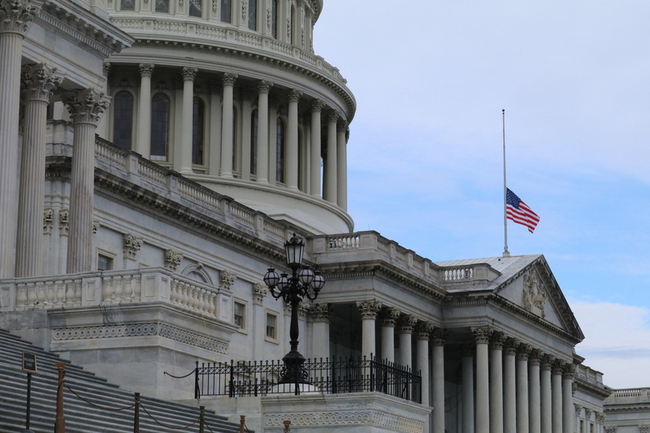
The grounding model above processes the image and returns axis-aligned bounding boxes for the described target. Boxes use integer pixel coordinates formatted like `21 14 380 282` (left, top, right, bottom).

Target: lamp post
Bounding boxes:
263 233 325 391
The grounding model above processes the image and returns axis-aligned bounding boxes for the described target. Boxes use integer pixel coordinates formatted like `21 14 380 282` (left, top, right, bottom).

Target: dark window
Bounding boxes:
221 0 231 22
189 0 201 16
192 97 205 165
271 0 277 38
155 0 169 13
113 91 133 150
98 254 114 271
151 93 170 161
250 109 258 175
290 5 295 43
276 117 284 183
121 0 135 10
248 0 257 30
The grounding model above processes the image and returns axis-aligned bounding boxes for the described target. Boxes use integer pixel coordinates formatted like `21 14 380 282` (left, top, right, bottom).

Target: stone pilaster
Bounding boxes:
16 63 62 277
310 303 331 361
61 88 110 273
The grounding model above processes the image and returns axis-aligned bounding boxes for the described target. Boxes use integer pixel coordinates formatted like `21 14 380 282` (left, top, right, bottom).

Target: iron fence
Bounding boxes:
194 356 421 403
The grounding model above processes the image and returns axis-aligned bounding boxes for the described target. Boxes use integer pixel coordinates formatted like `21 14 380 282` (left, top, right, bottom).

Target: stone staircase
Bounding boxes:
0 328 243 433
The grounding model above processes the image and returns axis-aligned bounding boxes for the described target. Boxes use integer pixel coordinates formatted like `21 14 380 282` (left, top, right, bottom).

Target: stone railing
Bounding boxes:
606 388 650 404
0 267 232 322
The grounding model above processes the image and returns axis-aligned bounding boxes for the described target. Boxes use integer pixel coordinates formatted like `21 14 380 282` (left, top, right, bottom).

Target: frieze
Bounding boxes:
265 410 423 433
523 270 547 318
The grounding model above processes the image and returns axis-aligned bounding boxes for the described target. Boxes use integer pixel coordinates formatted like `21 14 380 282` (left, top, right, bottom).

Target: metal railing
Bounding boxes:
194 356 421 403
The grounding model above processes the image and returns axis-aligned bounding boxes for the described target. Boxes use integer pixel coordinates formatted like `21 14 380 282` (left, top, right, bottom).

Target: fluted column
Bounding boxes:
541 355 554 433
136 63 154 157
416 321 433 432
432 328 447 433
462 346 475 433
356 299 382 359
286 89 301 189
310 100 323 197
336 120 347 210
310 303 331 361
324 111 338 204
256 80 272 182
530 350 542 433
381 307 400 363
563 364 575 433
61 89 110 273
473 326 492 433
517 344 532 433
399 314 417 369
0 0 38 278
504 338 519 433
179 67 197 173
16 64 62 277
208 80 222 175
490 332 507 433
552 361 564 433
220 73 237 177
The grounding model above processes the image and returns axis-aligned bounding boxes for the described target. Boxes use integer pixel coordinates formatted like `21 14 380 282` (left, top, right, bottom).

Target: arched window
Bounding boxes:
276 117 284 183
151 93 170 161
248 0 257 31
250 109 258 176
192 97 205 165
220 0 231 22
189 0 201 16
113 91 133 150
271 0 278 38
120 0 135 10
155 0 169 12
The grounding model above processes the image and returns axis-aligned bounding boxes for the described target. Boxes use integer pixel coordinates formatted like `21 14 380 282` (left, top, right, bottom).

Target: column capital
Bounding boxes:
552 359 566 375
21 63 62 102
123 233 143 259
0 0 39 34
595 412 605 424
416 321 435 340
356 299 382 320
103 62 111 77
516 342 533 360
222 72 238 86
288 89 302 102
563 363 576 379
504 337 520 355
529 348 543 365
574 403 582 417
381 306 401 327
311 99 325 113
584 408 592 418
490 331 508 349
139 63 155 77
327 110 339 123
309 303 332 323
182 67 198 81
337 119 348 132
252 282 268 304
605 428 617 433
541 354 555 370
471 325 493 344
164 249 183 271
432 327 448 346
398 314 418 334
219 270 237 291
258 80 274 94
61 88 110 125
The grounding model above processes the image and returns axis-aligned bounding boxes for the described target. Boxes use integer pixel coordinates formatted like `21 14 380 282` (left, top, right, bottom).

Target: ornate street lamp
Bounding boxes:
263 233 325 390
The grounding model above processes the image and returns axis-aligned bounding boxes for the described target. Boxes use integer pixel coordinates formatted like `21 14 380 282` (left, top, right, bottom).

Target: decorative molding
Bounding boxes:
265 410 423 433
59 209 69 236
123 233 143 259
523 270 547 318
575 403 583 417
164 249 183 271
92 220 100 234
43 208 54 235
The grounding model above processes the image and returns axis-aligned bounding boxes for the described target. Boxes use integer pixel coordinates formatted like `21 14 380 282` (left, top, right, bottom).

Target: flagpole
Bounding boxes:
502 109 510 257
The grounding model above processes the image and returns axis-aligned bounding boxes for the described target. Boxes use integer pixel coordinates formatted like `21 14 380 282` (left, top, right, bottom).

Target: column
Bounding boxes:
16 64 62 277
517 344 532 433
416 321 434 432
0 0 38 278
251 283 267 360
472 326 492 433
286 89 301 189
563 364 575 433
490 332 507 433
310 303 330 361
220 72 237 177
324 111 338 204
356 299 382 359
432 328 447 433
381 306 400 363
97 63 111 139
240 88 253 180
136 63 154 157
530 350 542 433
462 346 475 433
504 338 519 433
399 314 417 369
178 67 197 173
552 361 564 433
541 355 554 433
336 120 348 210
61 89 111 273
256 80 272 182
310 100 323 197
208 80 222 175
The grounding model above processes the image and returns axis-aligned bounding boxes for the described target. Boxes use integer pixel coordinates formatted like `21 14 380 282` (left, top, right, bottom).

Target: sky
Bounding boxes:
313 0 650 389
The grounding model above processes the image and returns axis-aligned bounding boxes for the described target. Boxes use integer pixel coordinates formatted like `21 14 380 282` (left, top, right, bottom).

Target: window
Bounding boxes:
290 5 295 43
234 301 246 331
275 117 284 183
113 91 134 150
155 0 169 13
266 312 277 341
220 0 231 22
192 97 205 165
271 0 277 38
98 254 114 271
151 93 170 161
121 0 135 10
250 109 258 176
248 0 257 30
189 0 201 17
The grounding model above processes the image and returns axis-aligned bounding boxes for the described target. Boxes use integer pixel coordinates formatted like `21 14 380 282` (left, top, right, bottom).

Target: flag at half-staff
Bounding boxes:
506 188 540 233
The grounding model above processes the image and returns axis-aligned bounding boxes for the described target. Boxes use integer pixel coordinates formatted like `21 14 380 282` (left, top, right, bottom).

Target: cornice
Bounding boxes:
575 378 614 399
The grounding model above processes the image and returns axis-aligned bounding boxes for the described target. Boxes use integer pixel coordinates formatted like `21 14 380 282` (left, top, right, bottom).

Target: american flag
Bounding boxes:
506 188 540 233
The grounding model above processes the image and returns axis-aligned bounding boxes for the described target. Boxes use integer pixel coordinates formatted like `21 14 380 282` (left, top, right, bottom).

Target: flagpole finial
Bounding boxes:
503 249 510 258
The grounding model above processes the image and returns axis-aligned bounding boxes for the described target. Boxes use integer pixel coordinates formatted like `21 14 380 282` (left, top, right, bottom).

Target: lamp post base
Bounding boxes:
281 350 309 389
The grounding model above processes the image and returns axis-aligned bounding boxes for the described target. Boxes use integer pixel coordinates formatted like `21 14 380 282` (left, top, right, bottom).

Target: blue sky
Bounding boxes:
314 1 650 388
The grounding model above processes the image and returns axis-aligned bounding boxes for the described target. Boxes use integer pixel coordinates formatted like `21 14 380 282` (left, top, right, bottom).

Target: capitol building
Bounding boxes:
0 0 648 432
